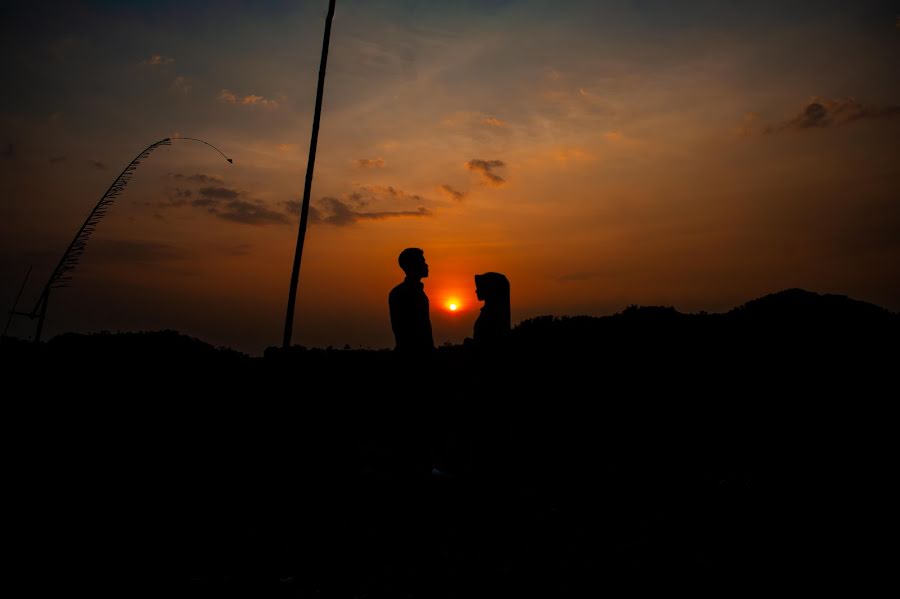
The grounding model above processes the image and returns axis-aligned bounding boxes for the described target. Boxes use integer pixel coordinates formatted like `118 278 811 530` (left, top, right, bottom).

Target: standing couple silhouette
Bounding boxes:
389 247 510 353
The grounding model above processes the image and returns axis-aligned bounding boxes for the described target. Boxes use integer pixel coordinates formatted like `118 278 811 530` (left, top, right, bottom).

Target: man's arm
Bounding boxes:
389 287 409 345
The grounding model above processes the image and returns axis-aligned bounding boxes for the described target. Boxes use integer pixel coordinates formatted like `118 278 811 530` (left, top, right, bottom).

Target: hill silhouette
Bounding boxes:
5 287 895 361
3 288 895 595
513 287 895 345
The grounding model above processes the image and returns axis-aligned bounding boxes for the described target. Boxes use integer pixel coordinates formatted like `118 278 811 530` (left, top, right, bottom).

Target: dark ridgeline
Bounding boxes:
3 288 896 595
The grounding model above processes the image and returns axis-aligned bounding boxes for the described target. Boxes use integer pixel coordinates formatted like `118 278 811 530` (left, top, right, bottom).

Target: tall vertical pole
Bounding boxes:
283 0 337 349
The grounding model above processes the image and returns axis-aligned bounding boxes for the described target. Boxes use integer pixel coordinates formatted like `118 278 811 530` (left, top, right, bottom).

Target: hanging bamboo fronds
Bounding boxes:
21 136 232 342
35 138 173 310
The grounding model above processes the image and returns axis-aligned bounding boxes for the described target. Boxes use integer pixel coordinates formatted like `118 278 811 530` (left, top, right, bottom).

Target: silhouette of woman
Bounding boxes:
473 272 511 347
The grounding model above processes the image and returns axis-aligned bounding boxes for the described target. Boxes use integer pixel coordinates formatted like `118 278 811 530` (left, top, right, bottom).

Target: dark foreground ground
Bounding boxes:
3 289 897 596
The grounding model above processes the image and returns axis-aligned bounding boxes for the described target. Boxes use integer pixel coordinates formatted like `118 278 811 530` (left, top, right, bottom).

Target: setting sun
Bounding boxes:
449 303 458 311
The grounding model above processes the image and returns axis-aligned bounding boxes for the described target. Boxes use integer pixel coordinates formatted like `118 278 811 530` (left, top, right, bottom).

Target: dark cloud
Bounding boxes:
160 180 429 228
312 197 431 227
355 185 425 203
766 98 900 133
465 159 506 186
172 172 224 185
159 188 192 207
49 156 66 163
90 160 106 170
157 179 287 226
216 200 289 225
347 192 369 207
191 198 218 208
439 184 468 202
1 144 14 160
87 239 184 264
198 186 241 200
355 157 385 169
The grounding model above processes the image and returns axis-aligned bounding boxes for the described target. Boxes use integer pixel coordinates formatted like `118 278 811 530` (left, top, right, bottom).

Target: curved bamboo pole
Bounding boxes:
26 137 232 342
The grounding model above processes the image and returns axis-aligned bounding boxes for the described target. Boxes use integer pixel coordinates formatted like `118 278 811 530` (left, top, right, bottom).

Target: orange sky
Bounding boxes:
1 1 898 353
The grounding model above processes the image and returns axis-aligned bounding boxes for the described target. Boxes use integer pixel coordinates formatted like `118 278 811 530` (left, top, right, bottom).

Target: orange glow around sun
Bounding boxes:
446 300 461 312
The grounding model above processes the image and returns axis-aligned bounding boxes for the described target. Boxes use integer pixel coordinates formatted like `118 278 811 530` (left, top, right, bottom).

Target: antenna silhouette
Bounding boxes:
283 0 337 348
8 137 232 343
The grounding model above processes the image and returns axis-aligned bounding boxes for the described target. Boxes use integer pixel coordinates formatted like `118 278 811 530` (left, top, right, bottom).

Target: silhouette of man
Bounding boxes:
389 247 435 354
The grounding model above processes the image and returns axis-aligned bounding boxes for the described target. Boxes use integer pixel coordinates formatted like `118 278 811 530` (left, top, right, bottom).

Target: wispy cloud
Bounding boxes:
554 147 593 162
89 160 106 170
161 187 193 207
225 243 253 256
49 155 66 163
197 186 240 201
465 159 506 186
216 200 289 225
766 98 900 133
355 184 426 203
439 184 468 202
217 89 279 109
172 172 224 185
442 112 509 130
735 113 762 137
141 54 174 66
308 197 431 226
171 76 191 94
558 271 601 282
355 157 386 169
88 239 184 264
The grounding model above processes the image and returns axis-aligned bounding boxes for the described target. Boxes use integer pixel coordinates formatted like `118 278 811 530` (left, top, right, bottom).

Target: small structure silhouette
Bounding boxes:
389 248 434 354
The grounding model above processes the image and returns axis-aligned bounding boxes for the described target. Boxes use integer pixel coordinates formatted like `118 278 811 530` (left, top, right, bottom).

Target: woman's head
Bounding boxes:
473 272 511 342
475 272 510 303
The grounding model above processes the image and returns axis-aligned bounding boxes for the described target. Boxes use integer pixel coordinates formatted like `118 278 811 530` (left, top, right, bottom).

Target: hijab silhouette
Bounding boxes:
473 272 510 346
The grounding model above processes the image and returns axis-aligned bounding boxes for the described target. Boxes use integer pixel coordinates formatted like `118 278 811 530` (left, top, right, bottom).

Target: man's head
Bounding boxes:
398 247 428 280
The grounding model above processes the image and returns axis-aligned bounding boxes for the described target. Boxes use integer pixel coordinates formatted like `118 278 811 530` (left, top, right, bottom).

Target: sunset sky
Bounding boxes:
2 0 898 353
